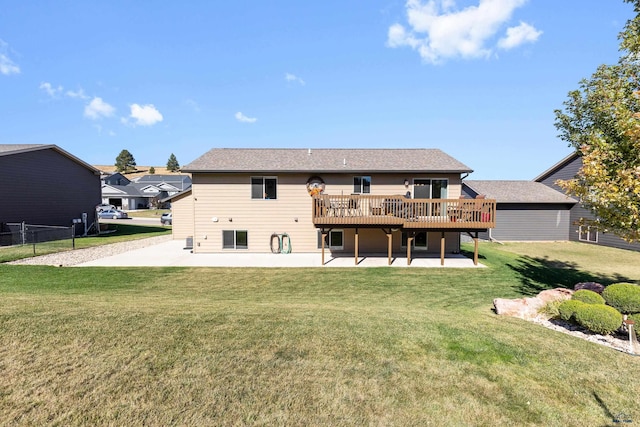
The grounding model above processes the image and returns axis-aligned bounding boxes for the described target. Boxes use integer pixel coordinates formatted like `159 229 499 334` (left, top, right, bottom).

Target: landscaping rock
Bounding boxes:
537 288 574 304
574 282 605 294
494 288 573 320
493 297 545 320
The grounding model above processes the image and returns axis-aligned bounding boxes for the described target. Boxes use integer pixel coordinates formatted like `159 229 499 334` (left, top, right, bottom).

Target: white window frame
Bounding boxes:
251 176 278 200
412 178 448 199
353 176 371 194
578 225 598 243
222 230 248 250
317 229 344 250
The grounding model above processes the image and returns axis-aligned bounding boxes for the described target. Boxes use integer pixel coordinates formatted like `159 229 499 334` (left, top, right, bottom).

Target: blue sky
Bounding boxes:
0 0 634 179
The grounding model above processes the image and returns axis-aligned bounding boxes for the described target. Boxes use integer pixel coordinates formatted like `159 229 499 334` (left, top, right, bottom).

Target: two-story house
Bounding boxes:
177 148 495 265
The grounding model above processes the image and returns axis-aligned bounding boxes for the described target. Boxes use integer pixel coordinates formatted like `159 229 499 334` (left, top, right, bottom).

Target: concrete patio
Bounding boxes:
78 239 485 268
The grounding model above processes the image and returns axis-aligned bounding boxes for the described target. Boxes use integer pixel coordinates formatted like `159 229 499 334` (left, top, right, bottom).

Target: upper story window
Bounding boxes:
353 176 371 194
251 177 277 200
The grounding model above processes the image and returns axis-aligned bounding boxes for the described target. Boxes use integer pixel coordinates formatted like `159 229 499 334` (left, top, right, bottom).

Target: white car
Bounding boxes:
160 212 172 225
96 203 116 212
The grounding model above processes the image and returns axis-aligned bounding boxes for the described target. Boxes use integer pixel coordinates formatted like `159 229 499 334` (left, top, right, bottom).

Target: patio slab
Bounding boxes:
77 240 485 268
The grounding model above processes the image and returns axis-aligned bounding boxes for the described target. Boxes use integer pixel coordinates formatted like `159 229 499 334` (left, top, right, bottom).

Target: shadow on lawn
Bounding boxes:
507 255 635 297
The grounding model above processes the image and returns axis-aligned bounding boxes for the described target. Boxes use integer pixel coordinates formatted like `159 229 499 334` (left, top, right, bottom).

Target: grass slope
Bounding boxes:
0 224 171 263
0 242 638 425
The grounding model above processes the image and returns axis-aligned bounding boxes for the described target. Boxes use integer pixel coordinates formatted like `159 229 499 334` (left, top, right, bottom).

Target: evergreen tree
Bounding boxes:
166 153 180 172
149 166 156 174
114 149 137 173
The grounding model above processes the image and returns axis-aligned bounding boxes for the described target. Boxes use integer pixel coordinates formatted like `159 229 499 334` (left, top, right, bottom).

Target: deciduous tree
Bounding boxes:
554 0 640 241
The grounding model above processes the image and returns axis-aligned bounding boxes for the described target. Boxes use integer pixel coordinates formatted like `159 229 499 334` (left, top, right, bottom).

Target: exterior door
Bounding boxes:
413 179 431 199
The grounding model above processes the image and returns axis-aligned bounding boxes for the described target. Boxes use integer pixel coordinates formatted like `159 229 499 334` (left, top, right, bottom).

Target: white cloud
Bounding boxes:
497 21 542 50
84 97 115 120
387 0 540 63
285 73 305 85
235 111 257 123
0 39 20 75
127 103 163 126
39 82 63 98
66 88 89 100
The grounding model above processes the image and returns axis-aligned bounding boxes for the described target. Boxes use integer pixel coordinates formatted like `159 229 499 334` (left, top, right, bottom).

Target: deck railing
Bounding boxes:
312 195 495 229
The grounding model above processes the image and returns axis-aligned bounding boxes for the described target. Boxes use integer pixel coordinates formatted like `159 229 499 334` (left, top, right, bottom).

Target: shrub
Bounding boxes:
558 300 586 322
629 313 640 339
539 300 562 318
572 289 606 305
602 282 640 314
574 304 623 335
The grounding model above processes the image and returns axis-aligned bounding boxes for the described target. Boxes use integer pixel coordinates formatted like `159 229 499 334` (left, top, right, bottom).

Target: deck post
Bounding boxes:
407 235 413 265
440 231 445 266
473 233 479 266
355 228 359 266
321 231 327 265
387 232 392 265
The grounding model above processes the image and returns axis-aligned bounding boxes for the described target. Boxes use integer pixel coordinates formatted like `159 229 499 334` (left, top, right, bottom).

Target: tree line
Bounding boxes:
115 150 180 174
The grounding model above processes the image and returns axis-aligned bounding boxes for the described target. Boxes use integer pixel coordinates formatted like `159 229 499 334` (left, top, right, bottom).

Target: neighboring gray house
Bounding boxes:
462 180 576 242
0 144 101 232
535 152 640 252
101 174 191 209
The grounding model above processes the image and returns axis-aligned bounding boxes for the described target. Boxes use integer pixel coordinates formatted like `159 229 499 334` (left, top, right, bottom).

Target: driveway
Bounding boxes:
77 239 485 268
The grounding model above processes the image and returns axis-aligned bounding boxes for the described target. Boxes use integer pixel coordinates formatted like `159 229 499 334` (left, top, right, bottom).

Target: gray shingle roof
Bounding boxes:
182 148 473 173
463 180 577 204
0 144 100 174
0 144 50 155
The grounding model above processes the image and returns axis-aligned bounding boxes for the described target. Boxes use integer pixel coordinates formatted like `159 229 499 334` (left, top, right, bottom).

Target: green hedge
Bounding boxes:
558 300 586 322
629 313 640 339
602 283 640 314
574 304 623 335
572 289 605 305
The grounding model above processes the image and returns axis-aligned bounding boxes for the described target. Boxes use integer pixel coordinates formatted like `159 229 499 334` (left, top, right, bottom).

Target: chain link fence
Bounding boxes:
0 222 76 256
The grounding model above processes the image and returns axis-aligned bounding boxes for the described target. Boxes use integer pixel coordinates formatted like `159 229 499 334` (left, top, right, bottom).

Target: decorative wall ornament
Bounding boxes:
306 176 325 196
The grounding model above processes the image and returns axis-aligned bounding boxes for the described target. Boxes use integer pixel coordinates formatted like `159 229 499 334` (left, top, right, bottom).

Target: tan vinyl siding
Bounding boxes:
191 172 462 253
170 191 194 240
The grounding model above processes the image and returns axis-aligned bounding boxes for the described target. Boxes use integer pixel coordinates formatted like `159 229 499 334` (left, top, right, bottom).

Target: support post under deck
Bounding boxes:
354 228 359 266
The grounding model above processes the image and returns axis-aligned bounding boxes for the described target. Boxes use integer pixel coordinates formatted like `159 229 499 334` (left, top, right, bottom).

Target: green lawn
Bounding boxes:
0 241 639 425
125 208 170 218
0 224 171 263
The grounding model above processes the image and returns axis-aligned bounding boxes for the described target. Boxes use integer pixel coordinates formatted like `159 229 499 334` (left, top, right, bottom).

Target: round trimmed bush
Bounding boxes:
629 313 640 339
558 299 586 322
574 304 623 335
572 289 605 305
602 282 640 314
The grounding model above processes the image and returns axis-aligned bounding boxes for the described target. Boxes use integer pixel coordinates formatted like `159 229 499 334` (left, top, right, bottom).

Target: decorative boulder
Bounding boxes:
493 297 545 320
494 288 574 320
537 288 574 304
574 282 605 294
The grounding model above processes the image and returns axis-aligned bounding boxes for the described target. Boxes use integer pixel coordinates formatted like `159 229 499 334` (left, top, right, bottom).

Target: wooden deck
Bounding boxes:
312 195 495 230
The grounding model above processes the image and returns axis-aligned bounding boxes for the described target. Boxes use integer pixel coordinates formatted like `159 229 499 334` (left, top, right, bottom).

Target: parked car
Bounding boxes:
98 209 129 220
96 203 116 212
160 212 172 225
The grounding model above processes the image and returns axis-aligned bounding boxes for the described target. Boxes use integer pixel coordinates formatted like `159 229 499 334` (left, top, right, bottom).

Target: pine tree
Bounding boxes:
166 153 180 172
114 149 137 173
